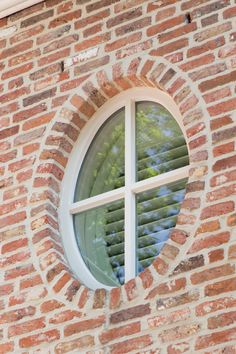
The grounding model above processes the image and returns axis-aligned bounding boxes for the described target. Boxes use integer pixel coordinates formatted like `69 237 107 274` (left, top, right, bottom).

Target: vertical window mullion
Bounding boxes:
124 99 136 282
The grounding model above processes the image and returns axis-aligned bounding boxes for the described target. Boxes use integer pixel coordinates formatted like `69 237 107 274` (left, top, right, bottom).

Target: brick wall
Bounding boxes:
0 0 236 352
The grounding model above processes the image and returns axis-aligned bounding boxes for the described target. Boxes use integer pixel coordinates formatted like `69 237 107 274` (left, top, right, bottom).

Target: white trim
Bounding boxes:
124 99 136 282
0 0 43 19
70 187 125 214
131 165 190 195
59 87 189 290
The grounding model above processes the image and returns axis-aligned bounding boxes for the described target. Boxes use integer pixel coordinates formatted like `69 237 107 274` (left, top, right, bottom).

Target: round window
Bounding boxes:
60 88 189 290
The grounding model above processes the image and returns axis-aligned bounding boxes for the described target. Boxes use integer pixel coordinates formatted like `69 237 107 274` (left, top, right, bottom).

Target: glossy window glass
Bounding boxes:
74 199 125 287
74 108 125 202
136 178 188 273
136 102 189 181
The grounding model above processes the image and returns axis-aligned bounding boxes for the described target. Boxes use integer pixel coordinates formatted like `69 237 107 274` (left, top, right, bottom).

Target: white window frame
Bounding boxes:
59 87 189 290
0 0 43 19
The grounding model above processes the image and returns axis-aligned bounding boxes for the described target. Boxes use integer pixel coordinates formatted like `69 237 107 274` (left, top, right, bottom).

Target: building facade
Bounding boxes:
0 0 236 352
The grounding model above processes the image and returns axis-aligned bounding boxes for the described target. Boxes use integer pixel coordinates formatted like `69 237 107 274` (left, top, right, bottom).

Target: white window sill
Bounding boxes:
0 0 43 19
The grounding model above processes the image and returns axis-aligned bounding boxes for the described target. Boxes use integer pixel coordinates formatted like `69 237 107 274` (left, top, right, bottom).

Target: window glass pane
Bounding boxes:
74 199 125 287
136 178 188 274
74 108 125 202
136 102 189 182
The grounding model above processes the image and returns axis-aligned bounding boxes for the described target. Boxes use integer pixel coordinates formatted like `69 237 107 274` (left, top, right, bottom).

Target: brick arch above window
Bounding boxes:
29 54 210 310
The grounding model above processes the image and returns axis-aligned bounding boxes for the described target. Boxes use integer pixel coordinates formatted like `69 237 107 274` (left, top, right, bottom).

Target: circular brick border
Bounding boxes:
29 54 210 310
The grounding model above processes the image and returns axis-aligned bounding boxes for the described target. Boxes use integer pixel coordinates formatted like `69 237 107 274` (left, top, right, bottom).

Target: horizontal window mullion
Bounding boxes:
131 165 190 195
70 187 125 214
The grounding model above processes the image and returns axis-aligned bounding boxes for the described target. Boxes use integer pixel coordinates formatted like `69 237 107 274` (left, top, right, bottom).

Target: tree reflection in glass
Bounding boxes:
136 179 187 273
74 108 125 202
136 102 189 182
74 199 125 287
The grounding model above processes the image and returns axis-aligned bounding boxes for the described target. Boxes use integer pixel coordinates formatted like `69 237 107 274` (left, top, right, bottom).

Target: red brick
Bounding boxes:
8 317 46 337
110 335 153 354
55 336 94 354
108 7 142 29
180 53 215 72
190 232 230 253
156 290 200 310
195 327 236 350
207 184 236 202
150 38 189 56
0 40 33 59
64 316 105 336
0 87 30 105
194 22 232 43
187 36 225 58
229 244 236 259
20 274 43 290
49 309 81 324
1 63 33 80
159 324 200 343
0 211 26 229
200 70 236 93
115 17 151 36
2 238 28 254
110 304 150 324
191 264 235 285
223 6 236 19
200 202 234 220
205 87 232 105
159 22 197 44
0 342 14 353
213 155 236 172
228 214 236 227
5 263 35 280
196 297 236 316
147 0 179 12
49 10 81 28
9 49 41 67
205 277 236 296
208 98 236 116
0 251 30 268
0 126 19 140
148 308 190 329
19 329 60 348
208 249 224 263
139 268 153 289
100 322 140 344
0 306 35 324
105 32 142 52
208 311 236 329
146 278 186 300
147 15 183 37
11 24 44 44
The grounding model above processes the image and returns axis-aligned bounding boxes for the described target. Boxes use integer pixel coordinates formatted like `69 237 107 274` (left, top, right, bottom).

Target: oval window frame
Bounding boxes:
59 87 190 290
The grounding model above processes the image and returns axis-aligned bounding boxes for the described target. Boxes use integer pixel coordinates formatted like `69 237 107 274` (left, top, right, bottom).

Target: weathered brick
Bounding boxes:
55 336 94 354
8 317 46 337
23 88 57 107
191 264 235 285
100 322 140 344
0 40 33 59
0 306 35 324
196 297 236 316
64 316 105 336
110 335 153 354
205 277 236 296
110 304 150 324
49 10 81 28
19 329 60 348
156 290 200 310
195 327 236 350
159 323 200 343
